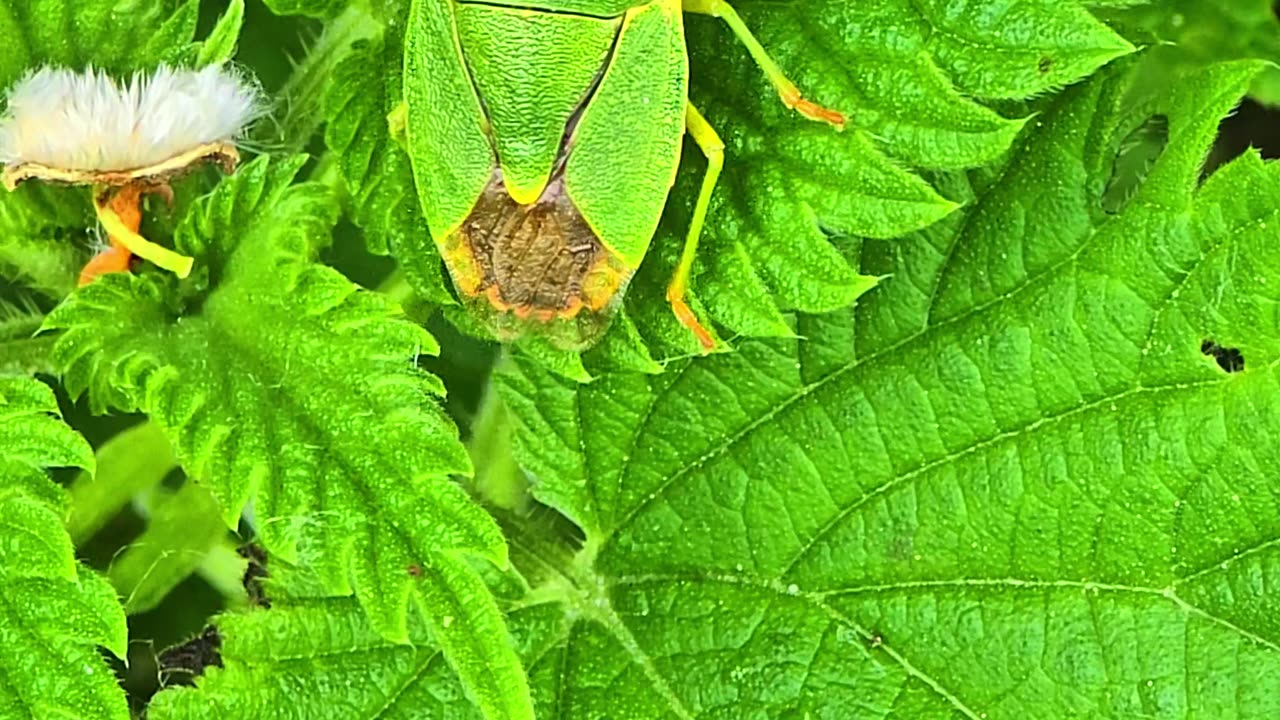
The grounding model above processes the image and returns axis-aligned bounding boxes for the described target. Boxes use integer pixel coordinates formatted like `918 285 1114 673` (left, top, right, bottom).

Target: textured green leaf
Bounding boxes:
0 307 54 375
0 0 197 87
141 0 201 65
0 376 128 720
663 0 1131 349
44 155 532 718
489 60 1280 717
195 0 245 67
267 5 380 154
148 598 559 720
0 183 92 300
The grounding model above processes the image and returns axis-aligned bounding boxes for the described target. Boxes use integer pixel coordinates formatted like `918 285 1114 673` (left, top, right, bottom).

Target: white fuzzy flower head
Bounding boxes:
0 64 261 186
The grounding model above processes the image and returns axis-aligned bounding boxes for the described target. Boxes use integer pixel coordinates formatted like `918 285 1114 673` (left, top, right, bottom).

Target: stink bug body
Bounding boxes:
404 0 843 351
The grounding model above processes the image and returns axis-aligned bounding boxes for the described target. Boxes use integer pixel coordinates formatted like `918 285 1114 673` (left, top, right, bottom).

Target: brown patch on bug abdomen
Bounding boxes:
442 170 631 348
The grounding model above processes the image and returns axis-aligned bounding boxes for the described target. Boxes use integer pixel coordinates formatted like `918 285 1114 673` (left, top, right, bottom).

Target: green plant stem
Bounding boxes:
377 268 413 307
66 421 179 545
377 268 437 326
69 421 249 607
469 373 529 514
109 479 232 615
270 5 380 152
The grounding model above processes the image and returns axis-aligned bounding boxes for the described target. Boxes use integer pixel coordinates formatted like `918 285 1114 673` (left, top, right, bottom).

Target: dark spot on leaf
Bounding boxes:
866 632 885 649
237 542 271 608
407 563 422 577
158 626 222 682
1201 340 1245 373
1037 56 1053 74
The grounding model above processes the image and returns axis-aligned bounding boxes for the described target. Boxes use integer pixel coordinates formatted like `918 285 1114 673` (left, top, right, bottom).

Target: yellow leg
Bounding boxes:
668 103 724 352
683 0 845 130
93 185 194 279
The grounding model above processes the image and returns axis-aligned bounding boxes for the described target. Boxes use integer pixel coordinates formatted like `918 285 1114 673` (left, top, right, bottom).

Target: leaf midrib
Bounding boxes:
601 139 1265 558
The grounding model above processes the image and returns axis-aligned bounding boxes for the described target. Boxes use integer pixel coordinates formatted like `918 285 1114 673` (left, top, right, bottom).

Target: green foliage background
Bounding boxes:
1 0 1280 718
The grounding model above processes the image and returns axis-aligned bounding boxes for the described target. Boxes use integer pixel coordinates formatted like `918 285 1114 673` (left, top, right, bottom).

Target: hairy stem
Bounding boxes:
267 5 381 152
469 376 530 514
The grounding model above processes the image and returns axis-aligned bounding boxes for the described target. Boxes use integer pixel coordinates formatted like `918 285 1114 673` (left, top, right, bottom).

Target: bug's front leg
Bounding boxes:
683 0 845 130
668 103 724 352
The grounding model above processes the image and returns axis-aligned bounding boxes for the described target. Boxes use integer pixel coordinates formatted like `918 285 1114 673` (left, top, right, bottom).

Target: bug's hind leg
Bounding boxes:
82 182 194 286
682 0 845 129
667 103 723 353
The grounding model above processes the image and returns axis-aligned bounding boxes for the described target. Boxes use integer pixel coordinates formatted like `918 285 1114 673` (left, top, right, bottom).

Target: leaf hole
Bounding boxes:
1201 339 1245 373
1102 115 1168 214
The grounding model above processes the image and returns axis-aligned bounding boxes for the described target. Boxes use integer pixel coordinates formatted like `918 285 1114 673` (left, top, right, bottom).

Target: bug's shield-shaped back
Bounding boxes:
443 170 634 351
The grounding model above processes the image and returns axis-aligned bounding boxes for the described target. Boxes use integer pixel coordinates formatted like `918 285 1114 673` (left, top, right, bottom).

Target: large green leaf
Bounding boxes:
108 478 230 615
669 0 1131 349
44 155 532 720
0 377 128 720
485 59 1280 716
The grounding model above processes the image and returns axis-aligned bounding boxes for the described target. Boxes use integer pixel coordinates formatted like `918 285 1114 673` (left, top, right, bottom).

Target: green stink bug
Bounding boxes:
403 0 843 351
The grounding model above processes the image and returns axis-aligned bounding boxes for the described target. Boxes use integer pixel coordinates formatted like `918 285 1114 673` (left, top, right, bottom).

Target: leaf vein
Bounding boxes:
780 377 1228 576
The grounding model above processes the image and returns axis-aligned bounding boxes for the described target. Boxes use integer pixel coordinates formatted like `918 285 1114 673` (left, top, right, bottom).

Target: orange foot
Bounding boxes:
78 245 133 287
669 295 716 352
781 87 846 130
